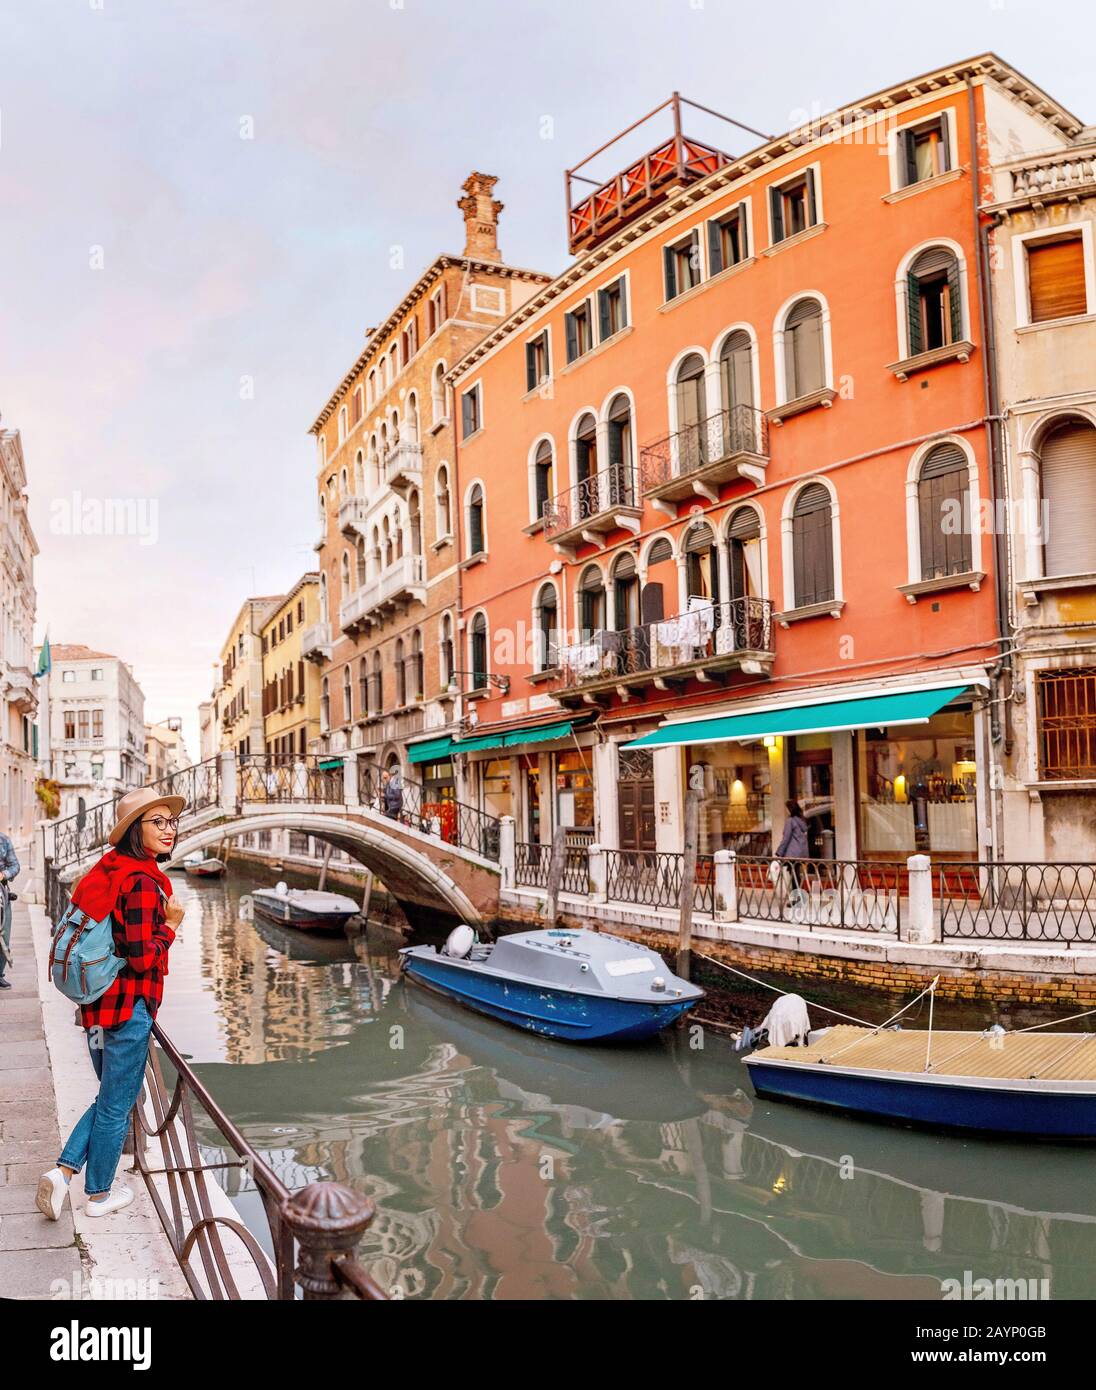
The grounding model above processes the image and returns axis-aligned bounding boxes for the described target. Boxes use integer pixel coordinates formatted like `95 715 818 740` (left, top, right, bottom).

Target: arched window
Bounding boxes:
371 653 383 715
367 369 377 407
578 564 606 636
606 394 634 505
1041 420 1096 577
440 613 455 689
574 413 598 518
612 550 640 632
371 525 382 576
410 629 424 700
342 663 353 723
395 638 406 706
726 505 763 601
906 246 961 356
675 353 708 437
684 522 718 602
406 392 420 444
321 676 330 731
918 443 972 579
643 536 675 627
532 440 555 523
792 483 835 606
435 464 452 539
383 516 393 568
369 436 381 490
339 466 348 497
319 572 328 623
535 584 558 672
354 449 364 494
355 535 367 586
467 483 485 556
340 550 351 597
783 298 824 400
409 490 422 555
432 362 447 426
394 510 404 560
470 613 488 689
358 657 369 715
338 405 347 443
720 330 755 422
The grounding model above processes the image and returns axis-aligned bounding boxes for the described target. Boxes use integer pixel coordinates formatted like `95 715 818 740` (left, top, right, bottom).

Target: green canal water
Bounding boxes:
154 865 1096 1301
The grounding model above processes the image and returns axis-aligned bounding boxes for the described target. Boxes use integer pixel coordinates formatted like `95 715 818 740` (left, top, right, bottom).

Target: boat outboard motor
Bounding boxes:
443 924 475 959
275 881 289 897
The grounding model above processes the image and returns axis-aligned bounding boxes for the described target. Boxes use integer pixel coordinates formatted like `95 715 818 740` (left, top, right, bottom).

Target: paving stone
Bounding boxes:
0 1021 46 1043
0 1040 49 1068
0 1138 64 1166
0 1247 84 1298
0 1183 41 1214
3 1161 61 1185
0 999 46 1019
0 1068 54 1099
0 1210 76 1249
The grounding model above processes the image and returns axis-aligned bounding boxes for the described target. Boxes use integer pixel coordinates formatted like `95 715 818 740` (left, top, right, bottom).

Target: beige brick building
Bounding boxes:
213 596 282 757
304 173 549 803
260 573 321 759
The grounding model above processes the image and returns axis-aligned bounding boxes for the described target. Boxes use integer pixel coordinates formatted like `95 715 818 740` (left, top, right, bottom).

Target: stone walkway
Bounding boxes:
0 901 85 1298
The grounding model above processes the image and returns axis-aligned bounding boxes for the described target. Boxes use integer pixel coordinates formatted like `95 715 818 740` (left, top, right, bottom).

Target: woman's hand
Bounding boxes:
164 899 186 929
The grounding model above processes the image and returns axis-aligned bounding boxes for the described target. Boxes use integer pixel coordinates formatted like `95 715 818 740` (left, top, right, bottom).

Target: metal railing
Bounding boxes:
543 464 635 539
358 763 501 861
938 861 1096 942
734 856 903 933
514 840 590 894
640 404 769 492
43 864 386 1301
604 848 714 914
556 596 773 688
238 755 344 805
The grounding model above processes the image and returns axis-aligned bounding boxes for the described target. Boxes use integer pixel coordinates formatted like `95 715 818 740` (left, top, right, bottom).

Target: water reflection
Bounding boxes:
157 869 1096 1300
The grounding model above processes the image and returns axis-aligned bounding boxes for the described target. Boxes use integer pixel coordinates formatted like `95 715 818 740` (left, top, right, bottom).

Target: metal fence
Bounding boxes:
938 861 1096 943
734 856 903 933
604 849 715 914
639 403 769 491
543 463 635 538
358 763 501 861
514 840 590 894
239 755 344 805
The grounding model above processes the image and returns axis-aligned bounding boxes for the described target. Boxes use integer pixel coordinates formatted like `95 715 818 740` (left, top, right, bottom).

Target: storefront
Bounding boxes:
684 740 772 856
554 748 595 838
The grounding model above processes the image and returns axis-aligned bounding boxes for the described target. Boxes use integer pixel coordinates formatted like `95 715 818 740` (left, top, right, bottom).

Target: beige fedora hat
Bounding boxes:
108 786 187 846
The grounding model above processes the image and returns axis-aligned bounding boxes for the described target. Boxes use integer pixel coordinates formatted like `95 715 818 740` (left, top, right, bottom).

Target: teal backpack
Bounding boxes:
48 898 127 1005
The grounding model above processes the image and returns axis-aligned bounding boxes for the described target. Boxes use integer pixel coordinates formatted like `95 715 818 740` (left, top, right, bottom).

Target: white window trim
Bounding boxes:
772 289 835 407
893 238 971 360
567 405 601 492
526 433 556 526
593 269 632 342
904 435 983 586
471 284 506 316
467 609 490 684
460 381 484 441
706 198 753 271
709 321 762 416
780 475 843 612
532 579 561 672
886 108 959 194
464 478 488 557
523 325 553 394
564 296 596 363
765 162 823 248
662 227 704 301
1011 220 1096 330
573 561 606 637
719 501 771 603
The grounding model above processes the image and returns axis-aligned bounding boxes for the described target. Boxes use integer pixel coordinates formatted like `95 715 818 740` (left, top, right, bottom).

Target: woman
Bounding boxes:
774 799 810 896
36 787 186 1222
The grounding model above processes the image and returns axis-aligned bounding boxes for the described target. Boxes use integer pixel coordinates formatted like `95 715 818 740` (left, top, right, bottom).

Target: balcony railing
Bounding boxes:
542 465 641 550
358 764 501 861
640 404 769 503
299 619 332 663
338 494 369 537
384 439 423 493
340 554 426 634
1008 147 1096 203
552 596 774 704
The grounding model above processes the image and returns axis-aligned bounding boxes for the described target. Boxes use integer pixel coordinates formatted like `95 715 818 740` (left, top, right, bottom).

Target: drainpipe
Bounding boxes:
967 77 1012 863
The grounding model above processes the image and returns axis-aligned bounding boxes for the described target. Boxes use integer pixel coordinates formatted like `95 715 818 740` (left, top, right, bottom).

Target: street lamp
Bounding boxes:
446 671 510 697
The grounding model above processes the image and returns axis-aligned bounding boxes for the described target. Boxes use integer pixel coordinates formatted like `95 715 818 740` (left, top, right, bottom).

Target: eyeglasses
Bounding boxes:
143 815 180 832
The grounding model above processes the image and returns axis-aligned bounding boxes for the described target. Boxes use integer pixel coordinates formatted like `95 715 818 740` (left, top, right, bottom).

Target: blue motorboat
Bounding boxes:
399 926 703 1043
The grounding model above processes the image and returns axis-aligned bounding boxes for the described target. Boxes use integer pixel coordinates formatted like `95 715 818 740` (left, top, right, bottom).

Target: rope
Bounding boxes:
692 951 877 1027
1026 1031 1096 1081
812 976 941 1064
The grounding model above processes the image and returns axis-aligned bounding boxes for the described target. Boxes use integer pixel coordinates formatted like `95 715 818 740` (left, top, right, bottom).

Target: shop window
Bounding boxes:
857 710 977 854
686 744 771 856
555 750 594 832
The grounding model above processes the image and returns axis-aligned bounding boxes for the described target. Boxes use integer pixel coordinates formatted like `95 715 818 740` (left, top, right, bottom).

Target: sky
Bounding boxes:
0 0 1090 761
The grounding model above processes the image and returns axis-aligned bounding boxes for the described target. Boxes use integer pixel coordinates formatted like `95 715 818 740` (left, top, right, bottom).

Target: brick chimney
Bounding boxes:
458 172 503 262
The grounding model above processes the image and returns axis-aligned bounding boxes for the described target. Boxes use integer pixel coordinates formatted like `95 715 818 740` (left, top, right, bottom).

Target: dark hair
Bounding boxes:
785 799 804 819
118 815 172 862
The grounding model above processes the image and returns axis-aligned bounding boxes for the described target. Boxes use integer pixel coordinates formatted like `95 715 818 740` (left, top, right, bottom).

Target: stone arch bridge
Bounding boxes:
44 753 510 928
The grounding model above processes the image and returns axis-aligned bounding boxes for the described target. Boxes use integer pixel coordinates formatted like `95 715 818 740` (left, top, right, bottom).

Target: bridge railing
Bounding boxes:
357 763 501 861
238 754 344 805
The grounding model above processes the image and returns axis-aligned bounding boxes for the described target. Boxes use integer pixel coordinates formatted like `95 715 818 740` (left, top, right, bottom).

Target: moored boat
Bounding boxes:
399 926 703 1044
251 882 360 931
183 856 225 878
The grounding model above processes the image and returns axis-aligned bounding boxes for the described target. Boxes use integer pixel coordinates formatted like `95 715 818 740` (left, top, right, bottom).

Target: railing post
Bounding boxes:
588 843 608 904
343 751 359 807
902 853 939 944
282 1182 379 1301
499 815 515 889
219 749 237 814
714 849 737 922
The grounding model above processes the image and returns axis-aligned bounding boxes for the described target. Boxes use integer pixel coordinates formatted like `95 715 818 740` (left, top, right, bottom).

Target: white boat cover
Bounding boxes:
761 993 811 1047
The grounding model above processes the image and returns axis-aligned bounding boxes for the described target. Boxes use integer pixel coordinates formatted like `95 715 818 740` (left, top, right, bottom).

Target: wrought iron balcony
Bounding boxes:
551 596 775 707
384 439 423 494
542 465 642 556
640 404 768 507
300 620 332 664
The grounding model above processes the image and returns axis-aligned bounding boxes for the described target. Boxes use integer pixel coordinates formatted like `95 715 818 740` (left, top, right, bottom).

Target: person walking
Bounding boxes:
774 798 811 898
383 767 404 821
0 829 20 990
36 787 186 1222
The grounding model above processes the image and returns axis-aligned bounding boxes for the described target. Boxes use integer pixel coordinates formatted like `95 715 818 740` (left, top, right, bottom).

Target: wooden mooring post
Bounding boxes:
317 843 333 892
544 824 568 928
677 789 700 980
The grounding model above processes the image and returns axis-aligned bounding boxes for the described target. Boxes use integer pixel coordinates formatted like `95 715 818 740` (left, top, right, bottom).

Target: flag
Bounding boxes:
35 631 51 677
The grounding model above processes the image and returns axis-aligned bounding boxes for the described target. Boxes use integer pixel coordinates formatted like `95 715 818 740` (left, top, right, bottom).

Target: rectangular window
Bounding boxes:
899 117 951 187
91 668 103 681
525 331 550 391
64 712 76 740
351 388 363 426
62 670 75 683
707 205 748 275
92 709 104 739
663 230 701 300
769 169 817 244
78 710 90 739
564 301 593 362
1027 236 1088 324
461 384 482 439
1037 668 1096 779
597 277 628 339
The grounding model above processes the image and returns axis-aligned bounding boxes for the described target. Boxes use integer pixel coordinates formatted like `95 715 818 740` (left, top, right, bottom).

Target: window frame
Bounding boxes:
1012 223 1095 329
460 382 483 440
706 200 751 276
663 228 702 301
887 109 958 193
596 274 629 341
524 328 552 393
564 297 595 363
767 164 821 247
780 476 843 615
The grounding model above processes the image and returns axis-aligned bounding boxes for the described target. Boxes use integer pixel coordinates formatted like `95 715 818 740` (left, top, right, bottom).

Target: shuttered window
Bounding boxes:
470 616 488 690
906 247 962 355
1028 237 1088 324
564 302 592 362
461 385 481 439
770 169 817 244
597 277 627 339
664 230 700 300
525 331 550 390
533 440 554 520
720 330 754 414
918 443 972 579
784 299 824 400
646 537 673 566
792 483 834 607
579 566 605 634
1042 422 1096 576
899 117 951 187
467 484 485 555
727 505 761 541
535 586 558 672
1037 669 1096 780
707 205 748 275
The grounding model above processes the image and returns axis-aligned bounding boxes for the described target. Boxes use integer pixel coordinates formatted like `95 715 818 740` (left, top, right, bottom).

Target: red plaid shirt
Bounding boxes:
80 870 176 1030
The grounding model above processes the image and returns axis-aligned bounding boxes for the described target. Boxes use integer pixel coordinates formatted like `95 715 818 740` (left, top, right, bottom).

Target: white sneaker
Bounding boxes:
84 1182 134 1217
36 1167 71 1221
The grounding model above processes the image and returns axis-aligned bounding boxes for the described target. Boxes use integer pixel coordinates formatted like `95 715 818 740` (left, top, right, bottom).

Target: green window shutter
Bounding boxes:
598 288 612 341
618 277 628 328
707 220 723 276
805 169 817 225
770 187 784 243
663 245 676 299
938 117 951 174
947 258 963 343
526 341 537 391
565 312 579 361
902 129 919 186
907 271 923 356
461 391 474 437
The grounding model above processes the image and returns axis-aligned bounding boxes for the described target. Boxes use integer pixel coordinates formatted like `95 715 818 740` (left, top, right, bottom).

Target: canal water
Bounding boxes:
154 864 1096 1301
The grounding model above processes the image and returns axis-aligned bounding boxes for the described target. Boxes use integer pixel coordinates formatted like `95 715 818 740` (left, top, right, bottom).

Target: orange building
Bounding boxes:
443 57 1080 867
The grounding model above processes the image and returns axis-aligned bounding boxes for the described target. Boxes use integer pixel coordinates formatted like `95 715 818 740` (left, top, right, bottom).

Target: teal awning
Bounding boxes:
318 756 344 769
407 736 457 765
409 720 579 763
502 719 575 749
621 686 969 750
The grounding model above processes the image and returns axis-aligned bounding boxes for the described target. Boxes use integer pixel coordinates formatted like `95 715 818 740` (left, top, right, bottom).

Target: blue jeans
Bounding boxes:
0 891 12 979
58 998 152 1196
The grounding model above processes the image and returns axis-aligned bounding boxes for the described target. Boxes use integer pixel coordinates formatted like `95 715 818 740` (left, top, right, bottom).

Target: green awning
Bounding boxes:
318 757 344 769
621 685 969 750
503 719 575 749
407 736 457 765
